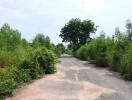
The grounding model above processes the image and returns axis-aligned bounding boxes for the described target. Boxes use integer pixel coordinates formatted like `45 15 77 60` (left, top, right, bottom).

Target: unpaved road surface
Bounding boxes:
6 55 132 100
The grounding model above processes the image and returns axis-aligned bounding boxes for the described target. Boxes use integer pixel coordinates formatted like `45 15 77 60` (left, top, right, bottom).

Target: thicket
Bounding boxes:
0 23 61 99
75 28 132 80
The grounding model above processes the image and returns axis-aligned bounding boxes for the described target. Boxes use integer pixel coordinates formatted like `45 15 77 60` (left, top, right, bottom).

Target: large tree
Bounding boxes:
59 18 97 48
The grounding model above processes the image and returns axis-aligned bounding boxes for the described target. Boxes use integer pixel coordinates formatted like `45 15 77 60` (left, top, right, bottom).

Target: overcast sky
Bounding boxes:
0 0 132 44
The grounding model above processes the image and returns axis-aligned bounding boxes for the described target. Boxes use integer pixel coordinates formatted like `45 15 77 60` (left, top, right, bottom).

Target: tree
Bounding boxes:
0 23 21 51
21 38 29 48
59 18 97 50
126 19 132 41
56 43 65 54
32 33 51 49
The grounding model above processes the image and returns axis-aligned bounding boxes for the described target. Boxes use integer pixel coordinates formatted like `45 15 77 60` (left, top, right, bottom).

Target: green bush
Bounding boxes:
11 66 31 85
74 32 132 81
0 67 18 96
76 35 113 67
94 38 108 67
95 35 114 67
0 51 20 68
52 46 62 57
107 33 129 71
19 48 57 79
0 48 57 98
65 49 73 55
86 42 96 61
0 23 59 99
121 45 132 80
75 45 88 60
0 65 32 97
56 43 65 54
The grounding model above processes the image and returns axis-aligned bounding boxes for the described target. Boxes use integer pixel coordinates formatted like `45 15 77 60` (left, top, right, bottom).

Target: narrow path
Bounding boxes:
6 54 132 100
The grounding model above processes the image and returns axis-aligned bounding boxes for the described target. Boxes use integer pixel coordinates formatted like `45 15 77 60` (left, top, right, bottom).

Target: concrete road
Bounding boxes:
6 54 132 100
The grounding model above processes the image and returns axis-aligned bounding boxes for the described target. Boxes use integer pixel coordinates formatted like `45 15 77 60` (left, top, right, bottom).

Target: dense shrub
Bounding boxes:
56 43 65 54
75 45 88 60
0 23 59 99
76 34 113 67
121 45 132 80
19 48 57 79
51 45 62 57
65 49 73 55
74 32 132 80
0 66 32 99
0 48 57 99
86 41 96 61
0 51 20 68
94 37 110 67
107 33 129 71
0 67 18 97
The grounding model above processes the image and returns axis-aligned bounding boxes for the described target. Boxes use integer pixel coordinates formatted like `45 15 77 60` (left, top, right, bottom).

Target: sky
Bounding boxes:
0 0 132 44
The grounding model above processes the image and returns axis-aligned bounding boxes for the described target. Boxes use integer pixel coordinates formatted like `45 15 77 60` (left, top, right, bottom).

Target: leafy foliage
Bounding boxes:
75 45 88 60
121 44 132 80
56 43 65 54
75 30 132 80
0 23 21 51
0 23 58 99
76 33 113 67
19 48 57 79
60 18 97 50
32 34 51 49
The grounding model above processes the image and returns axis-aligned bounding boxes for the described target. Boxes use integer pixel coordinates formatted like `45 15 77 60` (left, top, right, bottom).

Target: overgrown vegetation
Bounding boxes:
61 19 132 81
75 23 132 80
1 18 132 99
0 23 63 99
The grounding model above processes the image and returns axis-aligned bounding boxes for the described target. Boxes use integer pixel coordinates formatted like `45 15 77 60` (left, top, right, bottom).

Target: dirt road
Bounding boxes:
6 54 132 100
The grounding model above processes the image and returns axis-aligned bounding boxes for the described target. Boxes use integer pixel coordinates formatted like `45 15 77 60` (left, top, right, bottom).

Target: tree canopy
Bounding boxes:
32 33 51 49
0 23 21 51
59 18 97 48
